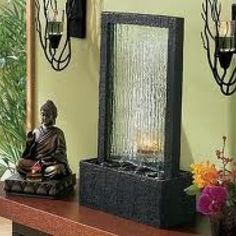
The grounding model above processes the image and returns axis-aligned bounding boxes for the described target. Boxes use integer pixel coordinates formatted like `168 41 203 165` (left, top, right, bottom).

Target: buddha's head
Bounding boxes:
40 100 58 126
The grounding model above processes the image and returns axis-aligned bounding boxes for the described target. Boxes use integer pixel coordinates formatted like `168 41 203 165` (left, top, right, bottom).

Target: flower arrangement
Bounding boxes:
185 136 236 217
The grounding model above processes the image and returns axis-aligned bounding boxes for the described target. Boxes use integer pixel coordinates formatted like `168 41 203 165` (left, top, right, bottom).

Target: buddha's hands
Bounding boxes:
26 131 35 143
21 131 36 159
31 161 43 174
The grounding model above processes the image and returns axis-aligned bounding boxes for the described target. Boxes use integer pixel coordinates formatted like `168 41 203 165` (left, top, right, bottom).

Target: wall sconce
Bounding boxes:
35 0 86 71
201 0 236 95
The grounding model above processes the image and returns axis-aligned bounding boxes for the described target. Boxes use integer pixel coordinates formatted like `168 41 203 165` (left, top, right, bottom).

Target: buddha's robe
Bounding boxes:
17 126 71 178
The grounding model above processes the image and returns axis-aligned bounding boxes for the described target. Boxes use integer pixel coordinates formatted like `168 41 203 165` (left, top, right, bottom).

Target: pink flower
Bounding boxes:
197 186 228 216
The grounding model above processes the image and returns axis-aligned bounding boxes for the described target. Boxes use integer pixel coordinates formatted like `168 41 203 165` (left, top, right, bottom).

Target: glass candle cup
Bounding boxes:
47 9 64 49
217 21 236 52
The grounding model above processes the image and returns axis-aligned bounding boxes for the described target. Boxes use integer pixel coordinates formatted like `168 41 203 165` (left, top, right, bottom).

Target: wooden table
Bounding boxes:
0 182 210 236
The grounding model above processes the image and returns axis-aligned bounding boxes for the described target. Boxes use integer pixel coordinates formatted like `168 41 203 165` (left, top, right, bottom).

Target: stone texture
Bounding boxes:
79 159 196 228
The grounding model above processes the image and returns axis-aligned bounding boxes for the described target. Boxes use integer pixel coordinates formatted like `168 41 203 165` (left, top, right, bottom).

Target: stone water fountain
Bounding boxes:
79 12 195 228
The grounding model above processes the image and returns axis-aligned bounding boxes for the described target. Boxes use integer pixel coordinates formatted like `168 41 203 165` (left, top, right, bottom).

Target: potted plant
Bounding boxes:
185 136 236 236
0 0 26 179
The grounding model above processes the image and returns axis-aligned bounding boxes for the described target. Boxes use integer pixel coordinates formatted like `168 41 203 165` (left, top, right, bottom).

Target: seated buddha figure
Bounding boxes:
17 100 71 180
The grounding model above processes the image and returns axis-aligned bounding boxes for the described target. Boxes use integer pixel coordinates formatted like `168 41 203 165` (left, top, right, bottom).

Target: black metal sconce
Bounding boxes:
35 0 86 71
201 0 236 95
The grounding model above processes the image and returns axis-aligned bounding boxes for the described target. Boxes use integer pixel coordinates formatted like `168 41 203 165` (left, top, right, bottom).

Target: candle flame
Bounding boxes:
136 138 161 156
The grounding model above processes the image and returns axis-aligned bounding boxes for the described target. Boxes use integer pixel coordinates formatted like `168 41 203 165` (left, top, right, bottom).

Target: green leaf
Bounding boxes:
226 200 233 207
184 184 200 196
0 165 7 178
227 182 236 204
0 0 26 167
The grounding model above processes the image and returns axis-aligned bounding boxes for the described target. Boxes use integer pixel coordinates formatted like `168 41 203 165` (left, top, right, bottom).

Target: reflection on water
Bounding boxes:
108 23 169 172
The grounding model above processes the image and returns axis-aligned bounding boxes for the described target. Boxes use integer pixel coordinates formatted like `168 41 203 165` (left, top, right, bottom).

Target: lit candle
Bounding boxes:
137 139 160 156
217 21 236 52
47 7 64 49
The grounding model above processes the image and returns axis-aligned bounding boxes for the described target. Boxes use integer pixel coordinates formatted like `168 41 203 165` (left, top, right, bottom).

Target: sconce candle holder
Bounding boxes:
201 0 236 95
35 0 86 71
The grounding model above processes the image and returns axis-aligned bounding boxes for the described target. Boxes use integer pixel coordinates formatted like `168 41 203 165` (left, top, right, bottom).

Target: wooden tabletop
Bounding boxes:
0 182 210 236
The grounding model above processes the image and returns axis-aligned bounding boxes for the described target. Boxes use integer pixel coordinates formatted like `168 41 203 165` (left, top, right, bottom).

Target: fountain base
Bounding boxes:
79 158 195 228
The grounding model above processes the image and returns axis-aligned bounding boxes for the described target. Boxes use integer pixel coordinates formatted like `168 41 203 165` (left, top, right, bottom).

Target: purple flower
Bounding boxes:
197 186 228 216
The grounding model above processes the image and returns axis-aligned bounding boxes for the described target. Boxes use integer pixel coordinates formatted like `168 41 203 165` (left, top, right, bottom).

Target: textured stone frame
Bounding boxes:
98 12 184 178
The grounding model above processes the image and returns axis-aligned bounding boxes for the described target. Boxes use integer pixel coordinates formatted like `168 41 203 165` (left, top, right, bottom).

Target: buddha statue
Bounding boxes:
17 100 71 180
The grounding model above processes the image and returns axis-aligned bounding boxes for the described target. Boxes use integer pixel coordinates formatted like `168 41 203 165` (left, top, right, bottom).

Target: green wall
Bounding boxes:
36 0 236 174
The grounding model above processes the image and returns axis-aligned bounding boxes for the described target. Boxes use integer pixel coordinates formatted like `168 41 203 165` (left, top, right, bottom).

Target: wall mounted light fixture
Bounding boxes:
35 0 86 71
201 0 236 95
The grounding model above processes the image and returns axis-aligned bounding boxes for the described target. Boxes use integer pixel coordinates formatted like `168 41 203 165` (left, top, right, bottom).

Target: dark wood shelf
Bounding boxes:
0 182 209 236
